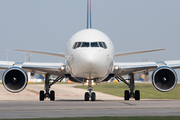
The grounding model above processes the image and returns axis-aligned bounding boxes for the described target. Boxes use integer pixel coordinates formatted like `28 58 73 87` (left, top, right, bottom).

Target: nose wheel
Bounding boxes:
84 91 96 101
84 80 96 101
91 92 96 101
85 92 89 101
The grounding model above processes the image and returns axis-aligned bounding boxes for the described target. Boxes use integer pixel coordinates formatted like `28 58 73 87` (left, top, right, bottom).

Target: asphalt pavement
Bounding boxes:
0 84 180 119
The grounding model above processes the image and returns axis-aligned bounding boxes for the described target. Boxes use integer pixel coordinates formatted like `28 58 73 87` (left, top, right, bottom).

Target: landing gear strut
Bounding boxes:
39 74 64 101
115 73 140 101
84 79 96 101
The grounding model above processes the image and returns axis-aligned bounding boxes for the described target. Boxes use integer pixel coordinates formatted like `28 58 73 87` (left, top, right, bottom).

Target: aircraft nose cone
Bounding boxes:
81 49 99 69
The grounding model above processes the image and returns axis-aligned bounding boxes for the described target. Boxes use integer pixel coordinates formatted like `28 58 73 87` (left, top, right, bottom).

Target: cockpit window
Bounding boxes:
103 42 107 49
73 41 107 49
99 42 107 49
73 42 77 49
99 42 103 48
81 42 89 47
91 42 99 47
76 42 82 48
73 42 82 49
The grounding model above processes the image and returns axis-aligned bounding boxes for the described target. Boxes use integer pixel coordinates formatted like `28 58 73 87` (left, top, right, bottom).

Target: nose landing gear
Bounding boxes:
84 79 96 101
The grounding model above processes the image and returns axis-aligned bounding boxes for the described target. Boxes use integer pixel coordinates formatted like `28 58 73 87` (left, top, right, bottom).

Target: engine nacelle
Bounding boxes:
2 67 28 93
152 66 178 92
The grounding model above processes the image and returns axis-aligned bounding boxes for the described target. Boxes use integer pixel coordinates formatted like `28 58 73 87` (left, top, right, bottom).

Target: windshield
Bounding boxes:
73 42 107 49
81 42 89 47
91 42 99 47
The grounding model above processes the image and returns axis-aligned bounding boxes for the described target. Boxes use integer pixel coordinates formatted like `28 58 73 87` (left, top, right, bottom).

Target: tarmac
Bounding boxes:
0 84 180 119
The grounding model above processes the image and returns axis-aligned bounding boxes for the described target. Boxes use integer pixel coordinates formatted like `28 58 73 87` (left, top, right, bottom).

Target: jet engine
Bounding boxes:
2 67 28 93
152 66 178 92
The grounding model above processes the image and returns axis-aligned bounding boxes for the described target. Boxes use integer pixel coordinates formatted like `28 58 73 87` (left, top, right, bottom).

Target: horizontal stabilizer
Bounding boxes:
13 49 65 57
115 48 165 57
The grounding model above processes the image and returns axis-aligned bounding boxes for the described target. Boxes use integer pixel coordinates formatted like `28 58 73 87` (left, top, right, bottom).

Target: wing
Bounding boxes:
115 48 165 57
0 61 66 76
113 60 180 76
13 49 65 57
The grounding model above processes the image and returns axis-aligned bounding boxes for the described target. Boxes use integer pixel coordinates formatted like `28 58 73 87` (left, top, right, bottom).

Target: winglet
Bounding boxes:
13 49 65 57
87 0 92 29
115 48 166 57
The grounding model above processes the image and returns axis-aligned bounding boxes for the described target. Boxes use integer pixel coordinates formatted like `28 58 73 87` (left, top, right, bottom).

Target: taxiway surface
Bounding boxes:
0 84 180 119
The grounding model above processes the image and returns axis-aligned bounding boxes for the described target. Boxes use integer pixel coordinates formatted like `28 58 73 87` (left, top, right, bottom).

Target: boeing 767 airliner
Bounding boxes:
0 0 179 101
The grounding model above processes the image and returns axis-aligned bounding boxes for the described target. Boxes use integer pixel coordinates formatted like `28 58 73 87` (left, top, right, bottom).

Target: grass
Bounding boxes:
76 83 180 99
1 116 180 120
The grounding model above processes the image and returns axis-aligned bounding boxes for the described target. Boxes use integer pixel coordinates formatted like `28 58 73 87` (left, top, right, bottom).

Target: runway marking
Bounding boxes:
1 107 180 112
121 102 136 106
6 93 79 97
7 93 38 96
100 100 136 106
5 89 80 97
26 89 39 94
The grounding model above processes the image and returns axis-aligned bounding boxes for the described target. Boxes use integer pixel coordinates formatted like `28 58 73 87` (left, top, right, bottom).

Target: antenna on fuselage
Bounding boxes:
87 0 92 29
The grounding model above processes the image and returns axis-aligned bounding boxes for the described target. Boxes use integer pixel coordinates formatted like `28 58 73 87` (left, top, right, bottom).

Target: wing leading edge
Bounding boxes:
113 60 180 76
13 49 65 57
115 48 165 57
0 61 66 76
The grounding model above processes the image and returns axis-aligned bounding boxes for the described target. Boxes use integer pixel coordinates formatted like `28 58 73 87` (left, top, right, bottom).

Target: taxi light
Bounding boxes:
60 66 65 71
115 66 119 70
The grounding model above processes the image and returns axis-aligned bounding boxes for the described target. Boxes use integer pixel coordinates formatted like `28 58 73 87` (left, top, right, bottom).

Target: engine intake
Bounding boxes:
2 67 28 93
152 66 177 92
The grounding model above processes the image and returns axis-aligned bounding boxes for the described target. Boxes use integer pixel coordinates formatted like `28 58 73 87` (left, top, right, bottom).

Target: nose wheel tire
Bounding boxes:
40 90 45 101
85 92 89 101
91 92 96 101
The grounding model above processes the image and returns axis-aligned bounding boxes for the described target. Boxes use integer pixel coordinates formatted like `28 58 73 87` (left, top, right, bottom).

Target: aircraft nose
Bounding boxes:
81 49 99 69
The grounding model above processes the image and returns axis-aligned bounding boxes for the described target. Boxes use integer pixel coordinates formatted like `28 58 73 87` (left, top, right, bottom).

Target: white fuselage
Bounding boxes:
65 29 115 81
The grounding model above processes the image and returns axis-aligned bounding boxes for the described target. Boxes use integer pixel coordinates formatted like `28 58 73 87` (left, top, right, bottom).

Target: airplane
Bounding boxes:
0 0 180 101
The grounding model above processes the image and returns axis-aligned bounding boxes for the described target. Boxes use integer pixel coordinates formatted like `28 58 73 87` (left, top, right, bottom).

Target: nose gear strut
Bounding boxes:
84 78 96 101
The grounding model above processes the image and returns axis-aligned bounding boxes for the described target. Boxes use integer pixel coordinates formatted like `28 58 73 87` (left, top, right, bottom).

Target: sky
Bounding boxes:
0 0 180 76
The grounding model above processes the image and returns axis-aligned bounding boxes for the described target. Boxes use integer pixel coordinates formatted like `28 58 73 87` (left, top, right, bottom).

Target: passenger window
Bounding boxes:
81 42 89 47
91 42 99 47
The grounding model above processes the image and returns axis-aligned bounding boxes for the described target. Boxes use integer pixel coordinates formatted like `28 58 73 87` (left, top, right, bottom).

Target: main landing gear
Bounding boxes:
84 80 96 101
39 74 64 101
115 73 140 101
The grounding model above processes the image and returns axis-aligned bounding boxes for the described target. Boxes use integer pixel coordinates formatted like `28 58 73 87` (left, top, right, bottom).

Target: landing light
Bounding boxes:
115 66 119 70
85 80 95 85
60 66 65 71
